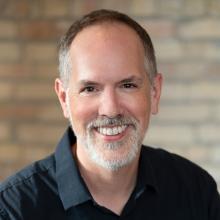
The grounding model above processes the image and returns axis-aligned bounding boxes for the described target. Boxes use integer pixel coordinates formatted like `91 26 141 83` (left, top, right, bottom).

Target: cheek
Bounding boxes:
122 93 151 124
69 97 97 128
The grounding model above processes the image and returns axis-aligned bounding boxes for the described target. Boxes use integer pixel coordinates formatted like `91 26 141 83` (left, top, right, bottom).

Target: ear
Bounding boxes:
54 78 69 118
151 73 163 115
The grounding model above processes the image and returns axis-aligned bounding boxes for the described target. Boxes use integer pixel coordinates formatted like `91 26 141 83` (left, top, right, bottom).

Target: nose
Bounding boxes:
98 88 122 118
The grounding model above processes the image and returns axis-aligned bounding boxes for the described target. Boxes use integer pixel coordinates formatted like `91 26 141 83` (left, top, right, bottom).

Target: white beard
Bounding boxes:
66 92 144 171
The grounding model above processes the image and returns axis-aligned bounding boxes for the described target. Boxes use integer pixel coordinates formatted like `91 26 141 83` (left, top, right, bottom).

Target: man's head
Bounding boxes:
58 9 158 88
55 9 162 171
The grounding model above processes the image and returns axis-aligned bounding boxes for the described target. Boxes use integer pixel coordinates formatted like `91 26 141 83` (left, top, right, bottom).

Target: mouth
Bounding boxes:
94 125 129 142
96 125 128 136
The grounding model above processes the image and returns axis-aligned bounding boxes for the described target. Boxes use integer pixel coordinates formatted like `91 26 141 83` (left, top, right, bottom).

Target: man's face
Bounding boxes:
56 23 162 170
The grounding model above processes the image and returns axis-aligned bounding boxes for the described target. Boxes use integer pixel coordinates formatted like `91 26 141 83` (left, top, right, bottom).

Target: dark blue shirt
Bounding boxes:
0 127 220 219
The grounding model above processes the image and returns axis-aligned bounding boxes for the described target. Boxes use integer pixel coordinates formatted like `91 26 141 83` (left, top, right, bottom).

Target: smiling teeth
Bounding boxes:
97 125 127 136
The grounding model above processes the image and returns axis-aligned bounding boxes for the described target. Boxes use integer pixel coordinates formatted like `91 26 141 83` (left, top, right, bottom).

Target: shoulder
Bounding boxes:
0 154 55 193
0 154 57 218
143 146 209 173
142 146 220 218
142 146 218 191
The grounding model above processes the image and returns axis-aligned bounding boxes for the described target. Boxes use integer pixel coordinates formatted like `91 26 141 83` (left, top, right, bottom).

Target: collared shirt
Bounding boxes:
0 127 220 219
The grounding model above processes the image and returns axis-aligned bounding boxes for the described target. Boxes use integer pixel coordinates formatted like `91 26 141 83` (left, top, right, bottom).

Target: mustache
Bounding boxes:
87 115 138 129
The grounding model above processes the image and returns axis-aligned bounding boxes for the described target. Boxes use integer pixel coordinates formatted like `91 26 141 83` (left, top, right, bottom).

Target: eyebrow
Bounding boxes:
78 75 144 86
78 80 100 86
119 76 143 84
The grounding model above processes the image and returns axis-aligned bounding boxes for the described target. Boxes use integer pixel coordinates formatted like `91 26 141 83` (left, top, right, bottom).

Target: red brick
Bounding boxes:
154 39 183 61
0 162 22 181
0 144 21 162
186 146 211 163
24 43 57 63
70 0 93 16
0 103 64 122
14 82 56 101
179 18 220 39
145 125 194 146
22 145 54 164
198 124 220 143
34 64 59 79
184 0 207 16
157 104 211 123
163 81 220 102
0 103 38 120
191 81 220 100
0 21 18 39
0 64 32 78
185 42 220 60
29 1 43 18
0 122 11 141
156 0 184 16
0 42 20 62
140 20 175 38
71 0 122 16
130 0 155 15
210 146 220 164
207 64 220 79
19 21 63 40
0 64 58 80
17 124 66 144
158 62 220 81
210 0 220 15
0 82 14 100
217 105 220 121
0 0 220 189
43 0 69 17
37 104 65 121
1 0 30 18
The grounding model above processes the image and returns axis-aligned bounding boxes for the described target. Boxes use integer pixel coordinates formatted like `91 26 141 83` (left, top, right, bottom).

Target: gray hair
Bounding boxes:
58 9 158 88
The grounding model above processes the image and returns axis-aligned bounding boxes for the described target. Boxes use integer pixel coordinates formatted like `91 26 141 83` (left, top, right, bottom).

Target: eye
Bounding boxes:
122 83 137 89
80 85 98 95
83 86 95 92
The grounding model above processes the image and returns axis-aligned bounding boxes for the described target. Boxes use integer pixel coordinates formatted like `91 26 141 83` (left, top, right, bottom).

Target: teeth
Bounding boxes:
97 125 127 136
103 128 107 135
118 126 122 133
107 128 112 135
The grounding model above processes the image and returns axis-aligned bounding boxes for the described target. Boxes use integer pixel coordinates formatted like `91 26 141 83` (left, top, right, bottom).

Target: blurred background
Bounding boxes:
0 0 220 190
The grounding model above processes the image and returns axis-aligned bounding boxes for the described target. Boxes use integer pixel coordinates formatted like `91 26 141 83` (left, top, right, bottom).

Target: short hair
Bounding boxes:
58 9 157 88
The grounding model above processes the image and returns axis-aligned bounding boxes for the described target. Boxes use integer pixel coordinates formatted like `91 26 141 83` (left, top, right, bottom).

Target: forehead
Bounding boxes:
68 22 147 83
70 22 144 54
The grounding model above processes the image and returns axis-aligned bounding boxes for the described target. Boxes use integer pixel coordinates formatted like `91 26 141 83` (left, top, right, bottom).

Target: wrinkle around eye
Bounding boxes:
122 83 138 88
79 86 100 96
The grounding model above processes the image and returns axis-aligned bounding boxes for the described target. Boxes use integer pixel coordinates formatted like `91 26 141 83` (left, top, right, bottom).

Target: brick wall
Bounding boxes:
0 0 219 190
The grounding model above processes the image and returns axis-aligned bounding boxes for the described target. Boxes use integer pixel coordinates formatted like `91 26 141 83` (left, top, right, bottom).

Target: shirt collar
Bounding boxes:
55 127 159 209
134 146 159 198
55 127 91 210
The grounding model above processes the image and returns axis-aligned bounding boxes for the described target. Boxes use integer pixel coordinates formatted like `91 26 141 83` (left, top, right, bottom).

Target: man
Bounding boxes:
0 9 219 220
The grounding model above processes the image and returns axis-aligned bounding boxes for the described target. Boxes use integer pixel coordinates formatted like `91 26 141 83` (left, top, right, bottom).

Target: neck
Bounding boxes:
73 144 140 215
79 158 139 194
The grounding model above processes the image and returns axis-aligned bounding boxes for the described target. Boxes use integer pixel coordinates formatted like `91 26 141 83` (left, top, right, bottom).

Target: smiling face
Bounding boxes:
55 22 162 171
